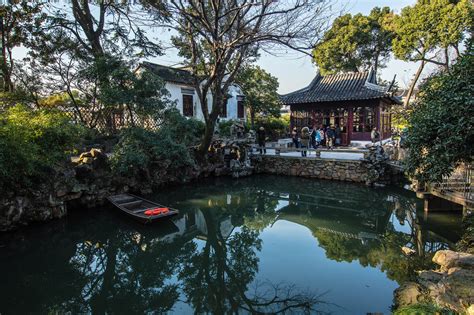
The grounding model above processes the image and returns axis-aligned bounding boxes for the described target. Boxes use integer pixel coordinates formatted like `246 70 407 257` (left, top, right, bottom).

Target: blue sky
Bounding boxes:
257 0 421 94
16 0 425 94
146 0 423 94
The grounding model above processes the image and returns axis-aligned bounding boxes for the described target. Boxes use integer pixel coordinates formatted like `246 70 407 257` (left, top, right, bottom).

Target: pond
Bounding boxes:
0 175 463 314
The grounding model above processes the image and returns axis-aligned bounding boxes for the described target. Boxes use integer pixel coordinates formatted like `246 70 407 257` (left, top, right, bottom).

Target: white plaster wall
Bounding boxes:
165 82 245 122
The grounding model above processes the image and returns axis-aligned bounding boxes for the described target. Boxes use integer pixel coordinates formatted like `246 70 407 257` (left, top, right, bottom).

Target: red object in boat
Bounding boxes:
151 207 169 215
144 209 154 216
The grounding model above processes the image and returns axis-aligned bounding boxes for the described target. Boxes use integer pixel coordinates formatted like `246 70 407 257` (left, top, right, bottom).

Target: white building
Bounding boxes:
139 62 246 122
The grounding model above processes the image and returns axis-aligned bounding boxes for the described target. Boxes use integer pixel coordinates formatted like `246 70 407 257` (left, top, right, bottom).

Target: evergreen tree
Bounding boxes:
312 7 394 75
235 66 280 129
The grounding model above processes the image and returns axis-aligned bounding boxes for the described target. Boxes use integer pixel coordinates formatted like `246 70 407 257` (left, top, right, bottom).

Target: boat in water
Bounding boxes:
107 193 179 224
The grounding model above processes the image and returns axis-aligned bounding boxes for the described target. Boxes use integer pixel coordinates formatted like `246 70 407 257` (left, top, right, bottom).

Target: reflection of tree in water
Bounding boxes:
179 206 329 314
1 175 459 314
313 229 432 284
62 226 195 314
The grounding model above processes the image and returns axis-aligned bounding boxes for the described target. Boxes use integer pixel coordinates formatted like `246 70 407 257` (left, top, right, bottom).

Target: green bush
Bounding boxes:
218 119 239 137
404 48 473 183
0 105 85 191
393 303 453 315
110 109 202 178
251 115 290 141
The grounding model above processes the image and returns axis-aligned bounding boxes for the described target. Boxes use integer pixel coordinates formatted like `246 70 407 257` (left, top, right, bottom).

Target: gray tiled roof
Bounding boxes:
140 61 195 85
281 70 399 104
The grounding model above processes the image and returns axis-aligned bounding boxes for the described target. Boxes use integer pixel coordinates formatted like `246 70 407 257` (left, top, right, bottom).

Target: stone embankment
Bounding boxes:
0 148 198 231
394 250 474 314
251 145 397 186
0 141 253 232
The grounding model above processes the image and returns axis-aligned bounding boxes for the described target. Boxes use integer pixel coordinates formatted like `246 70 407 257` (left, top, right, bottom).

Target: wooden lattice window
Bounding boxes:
183 94 193 117
237 100 244 118
221 101 227 117
353 107 375 132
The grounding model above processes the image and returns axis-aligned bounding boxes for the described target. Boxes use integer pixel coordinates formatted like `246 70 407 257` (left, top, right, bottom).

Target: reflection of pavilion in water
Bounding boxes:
249 187 460 256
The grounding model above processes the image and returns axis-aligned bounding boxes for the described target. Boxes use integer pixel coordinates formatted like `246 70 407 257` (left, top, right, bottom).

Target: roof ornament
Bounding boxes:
364 67 389 93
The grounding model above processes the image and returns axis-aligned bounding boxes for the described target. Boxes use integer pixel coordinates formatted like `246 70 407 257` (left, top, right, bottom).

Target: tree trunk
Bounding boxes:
250 107 255 130
197 118 216 162
404 60 425 107
196 85 222 162
444 47 449 71
373 50 379 80
0 16 11 92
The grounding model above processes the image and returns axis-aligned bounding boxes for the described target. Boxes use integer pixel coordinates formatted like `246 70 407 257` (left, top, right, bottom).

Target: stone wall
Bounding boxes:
252 155 368 183
0 143 250 232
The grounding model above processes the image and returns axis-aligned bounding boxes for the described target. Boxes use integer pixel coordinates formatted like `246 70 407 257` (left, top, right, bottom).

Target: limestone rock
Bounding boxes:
79 151 93 159
90 148 103 158
467 304 474 315
433 250 474 271
402 246 416 256
394 282 427 307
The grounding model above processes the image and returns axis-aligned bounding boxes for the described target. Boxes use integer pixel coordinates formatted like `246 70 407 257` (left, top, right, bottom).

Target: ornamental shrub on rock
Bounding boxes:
110 109 203 180
0 105 85 192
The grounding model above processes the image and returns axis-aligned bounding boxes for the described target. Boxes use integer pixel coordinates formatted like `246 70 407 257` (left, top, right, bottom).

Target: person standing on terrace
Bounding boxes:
257 126 267 154
300 126 310 157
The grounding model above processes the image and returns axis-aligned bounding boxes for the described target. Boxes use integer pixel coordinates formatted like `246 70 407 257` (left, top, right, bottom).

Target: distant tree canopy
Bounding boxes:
312 7 394 75
404 43 473 183
391 0 473 106
235 65 280 129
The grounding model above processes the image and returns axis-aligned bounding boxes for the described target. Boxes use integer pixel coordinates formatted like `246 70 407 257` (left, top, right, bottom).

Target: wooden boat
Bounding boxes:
107 193 179 224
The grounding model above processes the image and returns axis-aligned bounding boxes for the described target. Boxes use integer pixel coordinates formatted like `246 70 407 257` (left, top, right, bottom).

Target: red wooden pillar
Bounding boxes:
376 101 382 134
347 107 354 146
290 105 294 133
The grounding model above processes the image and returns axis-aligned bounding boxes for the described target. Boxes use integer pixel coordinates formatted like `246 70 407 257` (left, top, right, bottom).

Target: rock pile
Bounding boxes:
394 250 474 314
362 145 391 186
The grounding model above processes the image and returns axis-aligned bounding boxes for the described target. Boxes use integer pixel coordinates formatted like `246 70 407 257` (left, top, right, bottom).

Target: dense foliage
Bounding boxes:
235 65 280 128
250 115 290 141
404 48 474 183
110 109 204 178
0 105 85 191
313 7 394 75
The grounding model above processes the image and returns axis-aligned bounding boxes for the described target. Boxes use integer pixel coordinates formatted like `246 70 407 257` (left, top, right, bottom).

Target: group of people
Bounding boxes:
256 124 383 156
292 125 342 156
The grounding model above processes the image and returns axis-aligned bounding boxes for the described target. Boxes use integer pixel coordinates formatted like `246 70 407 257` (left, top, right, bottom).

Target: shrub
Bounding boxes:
393 303 452 315
110 109 203 179
404 48 473 183
0 105 85 191
218 119 239 137
251 115 290 141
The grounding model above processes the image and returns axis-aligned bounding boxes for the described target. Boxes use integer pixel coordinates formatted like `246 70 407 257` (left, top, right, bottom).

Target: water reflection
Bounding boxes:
0 175 462 314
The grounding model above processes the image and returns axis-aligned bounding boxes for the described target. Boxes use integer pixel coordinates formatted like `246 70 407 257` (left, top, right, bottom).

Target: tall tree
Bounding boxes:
312 7 394 76
235 65 280 129
24 1 169 127
145 0 330 160
0 1 44 92
391 0 472 106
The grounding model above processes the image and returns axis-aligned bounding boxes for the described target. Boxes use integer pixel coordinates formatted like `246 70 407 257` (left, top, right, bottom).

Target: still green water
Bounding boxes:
0 175 463 314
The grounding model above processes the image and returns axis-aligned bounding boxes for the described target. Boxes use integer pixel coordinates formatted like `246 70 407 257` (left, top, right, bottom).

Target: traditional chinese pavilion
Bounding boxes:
281 70 401 145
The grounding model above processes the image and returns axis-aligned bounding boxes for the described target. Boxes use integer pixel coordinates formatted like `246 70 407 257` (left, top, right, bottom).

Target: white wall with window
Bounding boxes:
164 82 245 122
